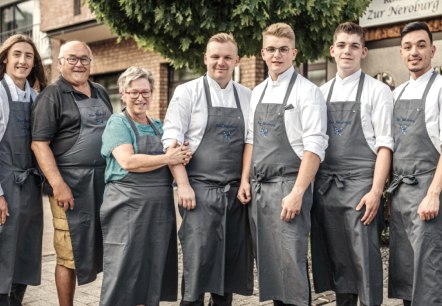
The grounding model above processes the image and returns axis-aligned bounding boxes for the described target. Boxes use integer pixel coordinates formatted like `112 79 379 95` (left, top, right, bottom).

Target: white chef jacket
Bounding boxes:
0 73 37 196
321 69 394 153
393 68 442 152
246 66 328 161
162 75 250 152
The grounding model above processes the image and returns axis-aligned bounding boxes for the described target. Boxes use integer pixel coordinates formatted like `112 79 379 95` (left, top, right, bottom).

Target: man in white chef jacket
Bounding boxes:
238 22 328 306
387 21 442 306
162 33 253 305
311 22 393 306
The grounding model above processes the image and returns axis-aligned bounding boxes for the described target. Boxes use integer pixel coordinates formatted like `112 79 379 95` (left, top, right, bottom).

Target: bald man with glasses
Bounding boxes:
31 41 112 306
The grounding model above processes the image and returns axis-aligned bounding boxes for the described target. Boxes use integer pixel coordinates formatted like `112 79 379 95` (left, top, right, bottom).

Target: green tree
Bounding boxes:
88 0 371 71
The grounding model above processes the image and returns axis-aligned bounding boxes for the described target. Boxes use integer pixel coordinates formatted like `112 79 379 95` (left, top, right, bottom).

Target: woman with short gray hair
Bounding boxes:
99 66 191 306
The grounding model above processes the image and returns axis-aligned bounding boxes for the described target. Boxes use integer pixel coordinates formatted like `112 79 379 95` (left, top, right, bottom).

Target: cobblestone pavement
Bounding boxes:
23 197 403 306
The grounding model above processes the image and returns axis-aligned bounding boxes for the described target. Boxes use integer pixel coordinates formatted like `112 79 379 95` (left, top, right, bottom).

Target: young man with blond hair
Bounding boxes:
162 32 253 305
311 22 393 306
238 23 328 306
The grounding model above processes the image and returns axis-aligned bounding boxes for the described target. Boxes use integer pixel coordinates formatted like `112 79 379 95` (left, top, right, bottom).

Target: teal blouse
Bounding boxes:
101 113 163 183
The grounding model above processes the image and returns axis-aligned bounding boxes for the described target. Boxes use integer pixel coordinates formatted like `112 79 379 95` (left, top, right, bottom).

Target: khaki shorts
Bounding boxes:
49 196 76 269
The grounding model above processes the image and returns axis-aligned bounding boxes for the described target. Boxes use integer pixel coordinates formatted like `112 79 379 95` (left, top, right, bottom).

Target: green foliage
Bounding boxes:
88 0 371 71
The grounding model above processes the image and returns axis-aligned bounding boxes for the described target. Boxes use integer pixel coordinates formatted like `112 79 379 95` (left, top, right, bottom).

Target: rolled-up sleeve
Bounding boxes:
162 86 192 150
300 86 328 161
372 85 394 151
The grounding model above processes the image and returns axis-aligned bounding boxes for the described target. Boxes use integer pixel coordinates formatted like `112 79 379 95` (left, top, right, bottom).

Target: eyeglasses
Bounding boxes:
125 90 152 99
264 46 292 55
61 56 92 65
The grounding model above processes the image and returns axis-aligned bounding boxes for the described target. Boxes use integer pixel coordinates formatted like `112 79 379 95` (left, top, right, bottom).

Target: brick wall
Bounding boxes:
40 0 95 32
239 56 266 89
90 38 169 119
50 37 169 119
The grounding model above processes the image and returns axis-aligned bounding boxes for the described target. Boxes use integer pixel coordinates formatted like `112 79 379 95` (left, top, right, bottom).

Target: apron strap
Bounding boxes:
355 72 365 103
326 79 336 104
421 71 438 101
257 70 298 107
123 110 142 151
326 72 365 104
395 71 437 103
386 168 435 193
282 70 297 107
317 173 345 195
251 175 297 193
1 78 13 103
317 167 374 195
3 166 43 186
1 78 33 105
203 75 243 115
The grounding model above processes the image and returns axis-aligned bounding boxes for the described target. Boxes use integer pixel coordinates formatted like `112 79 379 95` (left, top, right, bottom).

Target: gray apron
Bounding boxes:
100 111 177 306
249 71 311 305
55 91 111 285
387 72 442 305
179 76 254 301
0 79 43 293
311 74 383 306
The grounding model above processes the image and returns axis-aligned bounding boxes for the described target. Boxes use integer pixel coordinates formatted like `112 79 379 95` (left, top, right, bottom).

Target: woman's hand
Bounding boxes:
166 141 192 165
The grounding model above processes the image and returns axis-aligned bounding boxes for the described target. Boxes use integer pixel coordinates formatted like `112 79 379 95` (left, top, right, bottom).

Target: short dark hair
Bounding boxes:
401 21 433 43
334 22 365 47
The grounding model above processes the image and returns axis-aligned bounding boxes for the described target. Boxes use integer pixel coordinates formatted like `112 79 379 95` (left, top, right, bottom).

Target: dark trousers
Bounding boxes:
0 284 27 306
273 300 296 306
336 293 381 306
336 293 358 306
180 293 232 306
0 294 9 306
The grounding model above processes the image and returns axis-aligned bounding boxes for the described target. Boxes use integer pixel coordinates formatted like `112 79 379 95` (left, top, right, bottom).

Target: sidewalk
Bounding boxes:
23 196 403 306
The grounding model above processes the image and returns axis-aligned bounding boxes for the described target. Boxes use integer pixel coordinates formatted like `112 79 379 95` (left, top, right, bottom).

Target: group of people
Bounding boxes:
0 18 440 306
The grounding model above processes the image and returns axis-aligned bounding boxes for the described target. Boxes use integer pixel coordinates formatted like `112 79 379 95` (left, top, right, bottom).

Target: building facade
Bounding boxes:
357 0 442 88
36 0 267 118
0 0 441 117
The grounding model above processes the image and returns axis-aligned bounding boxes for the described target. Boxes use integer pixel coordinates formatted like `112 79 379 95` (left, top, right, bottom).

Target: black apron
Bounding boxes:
179 76 253 301
311 74 383 305
0 79 43 294
100 111 177 306
55 92 111 285
387 72 442 305
249 71 311 305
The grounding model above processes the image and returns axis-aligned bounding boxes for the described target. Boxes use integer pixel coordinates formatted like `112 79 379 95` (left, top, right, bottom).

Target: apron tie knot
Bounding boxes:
387 173 417 194
318 173 345 195
222 184 231 193
14 168 43 187
252 173 265 193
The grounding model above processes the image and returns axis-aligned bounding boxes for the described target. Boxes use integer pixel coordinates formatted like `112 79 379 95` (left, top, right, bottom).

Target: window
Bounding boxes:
306 58 327 86
0 1 33 43
73 0 81 16
91 72 122 113
168 66 199 103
